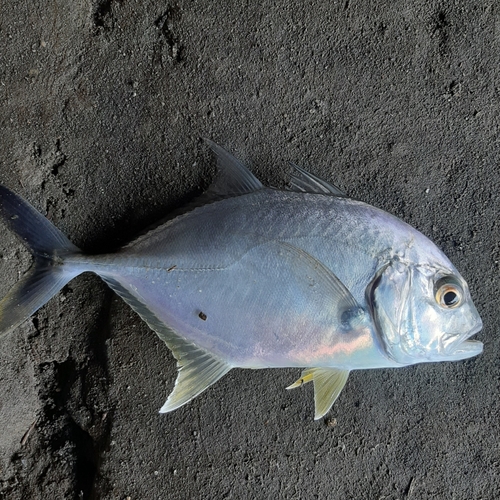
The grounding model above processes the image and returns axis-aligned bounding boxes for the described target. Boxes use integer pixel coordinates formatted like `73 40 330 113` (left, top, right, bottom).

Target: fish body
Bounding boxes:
82 192 442 370
0 141 483 419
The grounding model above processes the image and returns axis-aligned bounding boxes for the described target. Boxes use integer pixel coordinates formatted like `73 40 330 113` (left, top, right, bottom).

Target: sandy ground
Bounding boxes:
0 1 499 498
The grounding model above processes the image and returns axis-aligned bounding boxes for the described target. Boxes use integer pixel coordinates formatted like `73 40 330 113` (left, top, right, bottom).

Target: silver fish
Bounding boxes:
0 141 483 419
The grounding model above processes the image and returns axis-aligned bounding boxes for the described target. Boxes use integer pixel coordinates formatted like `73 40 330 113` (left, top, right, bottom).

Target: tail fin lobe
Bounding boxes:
0 186 82 337
0 185 79 257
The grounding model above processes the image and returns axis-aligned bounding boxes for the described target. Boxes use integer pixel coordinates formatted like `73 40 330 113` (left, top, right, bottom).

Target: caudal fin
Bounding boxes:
0 186 82 337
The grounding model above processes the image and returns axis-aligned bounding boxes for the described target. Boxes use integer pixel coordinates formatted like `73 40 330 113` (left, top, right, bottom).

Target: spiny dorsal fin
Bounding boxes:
289 162 346 197
287 367 350 420
204 139 263 196
101 276 231 412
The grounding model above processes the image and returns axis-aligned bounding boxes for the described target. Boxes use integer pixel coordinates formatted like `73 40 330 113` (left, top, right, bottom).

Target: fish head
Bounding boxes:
367 260 483 365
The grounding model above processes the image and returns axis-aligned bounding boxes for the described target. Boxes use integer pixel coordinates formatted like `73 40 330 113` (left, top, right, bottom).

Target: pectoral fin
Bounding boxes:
269 241 361 317
287 367 350 420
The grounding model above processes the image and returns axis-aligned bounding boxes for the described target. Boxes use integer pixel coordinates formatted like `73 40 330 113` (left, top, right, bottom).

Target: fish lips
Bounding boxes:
441 322 484 360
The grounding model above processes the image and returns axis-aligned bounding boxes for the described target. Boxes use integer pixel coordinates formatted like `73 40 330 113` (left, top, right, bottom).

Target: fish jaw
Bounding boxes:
440 321 484 361
446 340 483 360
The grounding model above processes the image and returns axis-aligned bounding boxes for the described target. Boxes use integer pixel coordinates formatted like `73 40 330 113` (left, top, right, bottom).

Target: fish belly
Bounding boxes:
100 249 338 367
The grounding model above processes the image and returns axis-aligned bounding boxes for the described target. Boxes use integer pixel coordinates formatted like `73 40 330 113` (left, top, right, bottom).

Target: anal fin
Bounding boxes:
101 276 231 413
159 347 230 413
287 367 349 420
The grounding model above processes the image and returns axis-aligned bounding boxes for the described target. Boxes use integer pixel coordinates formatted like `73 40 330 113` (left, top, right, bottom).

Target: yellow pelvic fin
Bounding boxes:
287 367 350 420
285 369 315 389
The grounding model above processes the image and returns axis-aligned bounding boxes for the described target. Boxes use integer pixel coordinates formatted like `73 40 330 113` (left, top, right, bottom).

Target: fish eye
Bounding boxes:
434 277 463 309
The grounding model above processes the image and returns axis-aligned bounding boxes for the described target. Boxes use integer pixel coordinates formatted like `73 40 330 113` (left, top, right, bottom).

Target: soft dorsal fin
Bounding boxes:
289 162 346 197
124 141 263 249
101 276 231 412
204 139 263 196
287 367 350 419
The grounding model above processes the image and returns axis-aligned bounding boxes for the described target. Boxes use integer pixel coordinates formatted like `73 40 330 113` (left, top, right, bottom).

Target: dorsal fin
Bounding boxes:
289 162 346 197
204 139 263 196
123 141 264 248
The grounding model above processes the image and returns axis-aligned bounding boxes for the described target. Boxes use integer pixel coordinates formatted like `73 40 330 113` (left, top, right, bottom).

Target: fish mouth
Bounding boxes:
444 324 483 360
449 339 483 358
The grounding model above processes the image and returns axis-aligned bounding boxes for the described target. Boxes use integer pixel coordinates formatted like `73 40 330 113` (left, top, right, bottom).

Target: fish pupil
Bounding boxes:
443 291 458 306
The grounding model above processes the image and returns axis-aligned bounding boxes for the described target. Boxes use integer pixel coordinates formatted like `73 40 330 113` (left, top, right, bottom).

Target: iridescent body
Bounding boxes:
0 142 483 419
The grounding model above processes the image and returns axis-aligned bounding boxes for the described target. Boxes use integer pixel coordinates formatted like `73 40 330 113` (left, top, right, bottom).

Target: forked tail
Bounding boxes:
0 186 83 337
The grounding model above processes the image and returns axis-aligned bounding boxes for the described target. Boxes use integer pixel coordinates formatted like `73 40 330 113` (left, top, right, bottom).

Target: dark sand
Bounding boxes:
0 1 498 498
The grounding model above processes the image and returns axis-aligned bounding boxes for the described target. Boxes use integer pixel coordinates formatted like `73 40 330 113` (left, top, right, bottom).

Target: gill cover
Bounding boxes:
367 260 416 365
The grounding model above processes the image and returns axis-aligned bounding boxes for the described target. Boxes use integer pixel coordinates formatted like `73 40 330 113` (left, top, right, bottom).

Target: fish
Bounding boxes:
0 141 483 420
